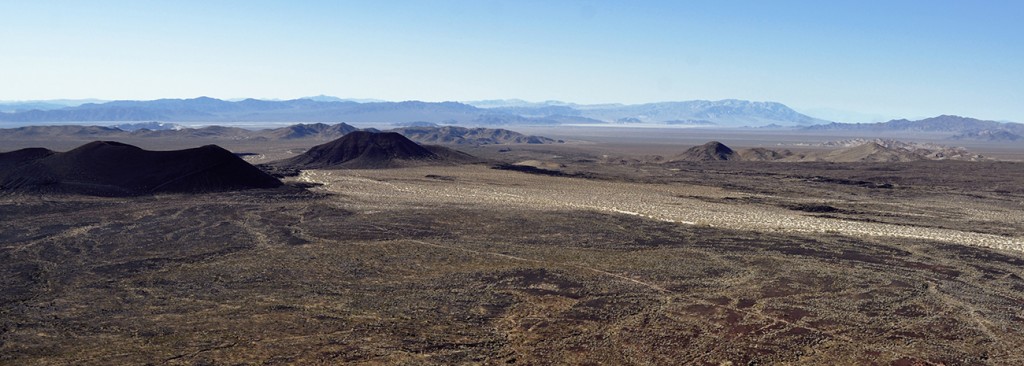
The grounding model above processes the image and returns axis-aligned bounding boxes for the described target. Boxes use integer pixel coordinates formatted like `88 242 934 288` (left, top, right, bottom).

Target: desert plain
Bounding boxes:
2 126 1024 365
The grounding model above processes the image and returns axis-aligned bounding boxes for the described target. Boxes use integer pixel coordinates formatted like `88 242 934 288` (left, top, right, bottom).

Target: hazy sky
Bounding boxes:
2 1 1022 122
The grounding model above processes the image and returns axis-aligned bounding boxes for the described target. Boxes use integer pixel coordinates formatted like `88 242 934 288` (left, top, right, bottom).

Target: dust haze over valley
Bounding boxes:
4 1 1024 365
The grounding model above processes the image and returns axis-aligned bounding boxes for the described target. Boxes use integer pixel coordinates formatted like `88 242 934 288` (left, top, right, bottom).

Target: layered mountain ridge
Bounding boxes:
806 115 1024 141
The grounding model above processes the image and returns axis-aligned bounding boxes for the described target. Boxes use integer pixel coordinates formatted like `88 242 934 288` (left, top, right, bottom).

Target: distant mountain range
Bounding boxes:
0 99 106 113
806 115 1024 141
0 97 516 125
950 130 1021 142
7 97 1018 134
0 122 359 142
300 95 386 103
0 96 830 128
467 99 827 127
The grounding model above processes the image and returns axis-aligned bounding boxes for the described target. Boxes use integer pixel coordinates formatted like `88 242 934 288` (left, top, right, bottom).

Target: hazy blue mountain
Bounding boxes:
487 105 582 118
806 115 1024 139
465 99 576 108
302 95 346 102
796 107 894 124
950 129 1022 142
0 99 106 113
574 100 827 127
301 95 385 103
0 122 357 141
0 97 533 125
0 102 70 113
469 99 826 127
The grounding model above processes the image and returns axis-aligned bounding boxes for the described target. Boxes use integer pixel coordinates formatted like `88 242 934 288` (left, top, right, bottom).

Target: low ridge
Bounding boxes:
951 129 1022 142
260 122 359 140
737 147 794 161
662 139 981 163
823 142 925 163
390 126 560 145
0 141 282 196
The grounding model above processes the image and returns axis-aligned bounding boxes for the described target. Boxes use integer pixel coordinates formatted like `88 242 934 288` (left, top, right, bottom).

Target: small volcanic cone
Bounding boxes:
673 141 738 161
276 131 445 169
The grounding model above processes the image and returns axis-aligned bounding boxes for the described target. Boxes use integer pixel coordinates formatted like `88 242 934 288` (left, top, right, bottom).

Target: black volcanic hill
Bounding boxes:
274 131 464 169
0 141 282 196
0 148 55 171
673 141 739 161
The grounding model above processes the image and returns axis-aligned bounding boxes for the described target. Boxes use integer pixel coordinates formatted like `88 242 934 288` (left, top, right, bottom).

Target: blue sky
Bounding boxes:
1 0 1022 122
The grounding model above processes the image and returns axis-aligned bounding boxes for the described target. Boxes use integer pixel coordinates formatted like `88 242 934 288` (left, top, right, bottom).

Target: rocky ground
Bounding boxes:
3 156 1024 365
